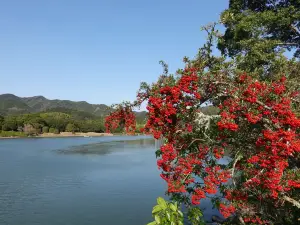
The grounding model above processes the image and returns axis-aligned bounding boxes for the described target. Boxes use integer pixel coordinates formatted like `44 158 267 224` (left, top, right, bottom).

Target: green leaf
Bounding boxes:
157 197 167 209
166 211 171 221
178 211 184 217
152 205 163 214
169 203 177 212
147 222 157 225
154 215 161 224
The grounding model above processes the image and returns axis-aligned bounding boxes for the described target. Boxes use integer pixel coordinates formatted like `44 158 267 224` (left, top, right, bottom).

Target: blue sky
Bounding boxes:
0 0 228 105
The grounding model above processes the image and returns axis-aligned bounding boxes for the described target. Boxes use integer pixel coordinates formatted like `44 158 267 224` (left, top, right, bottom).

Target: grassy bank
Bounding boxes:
0 131 28 138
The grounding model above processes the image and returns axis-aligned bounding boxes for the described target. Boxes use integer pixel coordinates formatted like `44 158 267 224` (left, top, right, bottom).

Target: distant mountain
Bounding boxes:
0 94 32 115
0 94 217 123
0 94 116 117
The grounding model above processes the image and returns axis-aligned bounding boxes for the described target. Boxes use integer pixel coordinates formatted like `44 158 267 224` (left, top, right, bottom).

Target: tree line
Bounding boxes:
0 111 106 135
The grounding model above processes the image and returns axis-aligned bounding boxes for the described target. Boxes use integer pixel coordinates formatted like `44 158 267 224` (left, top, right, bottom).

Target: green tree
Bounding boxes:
42 126 49 133
49 127 59 134
65 123 77 133
218 0 300 74
40 112 70 131
2 117 18 131
0 115 4 130
27 116 45 130
77 119 105 133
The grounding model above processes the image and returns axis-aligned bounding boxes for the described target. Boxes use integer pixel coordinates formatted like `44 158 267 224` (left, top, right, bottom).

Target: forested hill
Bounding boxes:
0 94 110 116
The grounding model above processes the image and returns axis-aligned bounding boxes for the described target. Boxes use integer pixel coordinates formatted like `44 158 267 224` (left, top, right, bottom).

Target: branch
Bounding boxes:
238 216 246 225
187 138 206 149
276 43 298 46
231 153 243 186
292 98 300 104
246 169 265 183
256 100 271 110
283 196 300 209
291 24 300 35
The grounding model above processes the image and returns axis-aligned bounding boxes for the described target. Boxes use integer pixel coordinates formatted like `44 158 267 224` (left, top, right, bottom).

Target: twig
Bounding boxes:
186 138 206 149
256 100 271 110
232 153 243 186
238 216 246 225
283 196 300 209
246 169 265 183
291 24 300 35
276 43 298 46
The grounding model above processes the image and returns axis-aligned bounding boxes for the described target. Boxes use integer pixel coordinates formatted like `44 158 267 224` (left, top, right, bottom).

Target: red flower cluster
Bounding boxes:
219 203 235 218
105 69 300 223
244 217 269 224
218 74 300 218
105 106 136 134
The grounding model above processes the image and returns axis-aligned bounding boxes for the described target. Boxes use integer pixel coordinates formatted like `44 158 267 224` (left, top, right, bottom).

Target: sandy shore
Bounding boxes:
0 132 113 139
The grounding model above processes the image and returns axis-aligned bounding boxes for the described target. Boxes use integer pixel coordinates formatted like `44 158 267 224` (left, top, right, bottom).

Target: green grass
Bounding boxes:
0 131 27 137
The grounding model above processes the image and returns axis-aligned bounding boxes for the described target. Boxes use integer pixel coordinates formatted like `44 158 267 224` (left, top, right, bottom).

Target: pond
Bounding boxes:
0 136 219 225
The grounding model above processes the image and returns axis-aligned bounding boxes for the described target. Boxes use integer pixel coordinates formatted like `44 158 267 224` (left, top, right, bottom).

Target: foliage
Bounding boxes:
0 115 3 127
147 197 184 225
0 110 108 135
42 126 49 133
40 112 71 131
2 117 18 131
105 14 300 225
218 0 300 74
49 127 59 134
65 123 78 133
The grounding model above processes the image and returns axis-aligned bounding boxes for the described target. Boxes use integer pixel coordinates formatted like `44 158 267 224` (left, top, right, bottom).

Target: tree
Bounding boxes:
218 0 300 74
105 103 136 134
27 116 45 130
2 117 18 131
49 127 59 134
23 124 38 135
65 123 77 133
105 25 300 225
40 112 70 131
0 115 4 130
76 119 105 133
42 126 49 133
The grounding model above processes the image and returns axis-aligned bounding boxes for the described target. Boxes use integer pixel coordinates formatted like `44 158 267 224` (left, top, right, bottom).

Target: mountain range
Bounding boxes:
0 94 218 121
0 94 143 118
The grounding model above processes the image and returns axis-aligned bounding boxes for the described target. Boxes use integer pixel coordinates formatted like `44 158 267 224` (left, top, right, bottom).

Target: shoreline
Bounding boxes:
0 132 114 139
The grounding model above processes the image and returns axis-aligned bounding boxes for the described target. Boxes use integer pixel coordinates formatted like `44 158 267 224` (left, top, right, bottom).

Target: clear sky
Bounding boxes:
0 0 228 105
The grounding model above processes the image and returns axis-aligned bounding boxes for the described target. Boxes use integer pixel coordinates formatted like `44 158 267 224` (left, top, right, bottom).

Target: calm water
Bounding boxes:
0 136 219 225
0 136 167 225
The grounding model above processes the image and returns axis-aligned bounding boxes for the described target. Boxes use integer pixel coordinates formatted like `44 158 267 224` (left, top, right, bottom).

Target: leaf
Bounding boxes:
154 215 161 224
166 211 171 220
152 205 163 214
147 222 157 225
178 210 184 217
155 149 162 157
157 197 167 209
169 203 177 212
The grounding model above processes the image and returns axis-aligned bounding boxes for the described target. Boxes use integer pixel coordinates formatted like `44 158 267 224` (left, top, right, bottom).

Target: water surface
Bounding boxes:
0 136 165 225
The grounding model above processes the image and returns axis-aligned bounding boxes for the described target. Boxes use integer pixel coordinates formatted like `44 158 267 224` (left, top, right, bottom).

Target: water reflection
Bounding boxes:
56 139 155 155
